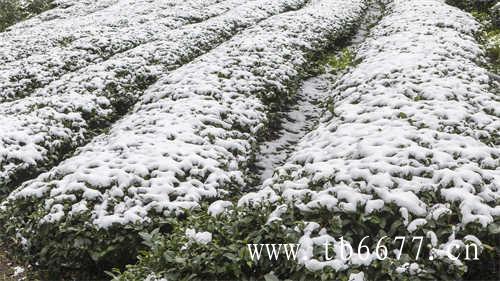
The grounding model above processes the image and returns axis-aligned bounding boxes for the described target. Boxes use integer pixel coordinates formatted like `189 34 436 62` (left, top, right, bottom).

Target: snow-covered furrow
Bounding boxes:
2 0 367 241
240 0 500 272
255 75 333 182
0 0 249 102
0 0 307 195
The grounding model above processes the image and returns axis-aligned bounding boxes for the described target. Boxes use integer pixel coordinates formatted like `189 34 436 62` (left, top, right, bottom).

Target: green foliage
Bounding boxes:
484 29 500 73
325 48 355 73
0 194 154 279
0 0 54 32
471 10 490 23
112 205 305 281
445 0 496 11
469 9 500 74
113 200 498 281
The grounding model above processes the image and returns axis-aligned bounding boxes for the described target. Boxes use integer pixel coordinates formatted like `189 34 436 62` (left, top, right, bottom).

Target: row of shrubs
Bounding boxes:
0 0 369 278
0 0 307 196
0 0 246 102
114 0 500 280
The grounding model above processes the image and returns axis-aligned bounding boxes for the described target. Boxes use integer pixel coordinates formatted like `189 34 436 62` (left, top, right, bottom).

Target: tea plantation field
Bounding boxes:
0 0 498 280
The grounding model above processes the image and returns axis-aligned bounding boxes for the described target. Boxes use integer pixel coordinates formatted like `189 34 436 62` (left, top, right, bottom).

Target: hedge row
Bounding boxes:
0 0 230 63
0 0 248 102
0 0 307 196
116 0 500 280
0 0 368 274
0 0 130 33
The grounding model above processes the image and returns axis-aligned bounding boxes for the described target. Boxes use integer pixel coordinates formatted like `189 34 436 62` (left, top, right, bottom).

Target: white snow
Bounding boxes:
185 228 212 244
407 218 427 233
348 272 365 281
12 266 24 277
207 200 233 217
266 204 288 224
255 74 334 181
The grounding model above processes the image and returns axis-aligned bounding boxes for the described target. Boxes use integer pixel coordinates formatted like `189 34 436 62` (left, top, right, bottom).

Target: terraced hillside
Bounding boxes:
0 0 498 280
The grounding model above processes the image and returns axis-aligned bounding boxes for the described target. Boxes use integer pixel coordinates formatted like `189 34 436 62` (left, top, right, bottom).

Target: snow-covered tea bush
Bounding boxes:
0 0 253 102
0 0 368 272
116 0 500 280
